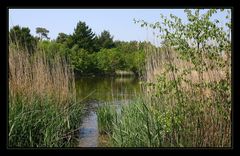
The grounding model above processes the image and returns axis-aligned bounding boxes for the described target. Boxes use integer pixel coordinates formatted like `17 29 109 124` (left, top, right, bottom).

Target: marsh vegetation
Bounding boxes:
96 9 231 147
9 9 231 147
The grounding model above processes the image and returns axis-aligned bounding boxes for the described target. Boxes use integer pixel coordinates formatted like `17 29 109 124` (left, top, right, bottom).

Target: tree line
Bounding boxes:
9 21 151 76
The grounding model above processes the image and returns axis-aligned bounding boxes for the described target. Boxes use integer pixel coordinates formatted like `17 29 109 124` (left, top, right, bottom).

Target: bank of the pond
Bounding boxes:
74 70 138 79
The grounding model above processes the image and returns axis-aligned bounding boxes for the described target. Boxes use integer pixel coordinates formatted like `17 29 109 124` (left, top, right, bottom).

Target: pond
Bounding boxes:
75 76 142 147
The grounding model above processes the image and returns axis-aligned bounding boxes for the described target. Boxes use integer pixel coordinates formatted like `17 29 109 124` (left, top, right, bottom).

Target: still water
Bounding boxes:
75 76 141 147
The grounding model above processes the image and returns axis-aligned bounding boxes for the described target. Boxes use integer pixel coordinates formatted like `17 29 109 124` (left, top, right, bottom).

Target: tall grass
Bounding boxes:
97 104 116 135
97 45 231 147
9 42 83 147
142 46 231 147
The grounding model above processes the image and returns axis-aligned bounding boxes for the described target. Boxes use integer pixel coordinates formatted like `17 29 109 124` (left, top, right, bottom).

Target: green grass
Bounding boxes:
97 99 179 147
9 94 83 147
97 91 230 147
96 104 116 135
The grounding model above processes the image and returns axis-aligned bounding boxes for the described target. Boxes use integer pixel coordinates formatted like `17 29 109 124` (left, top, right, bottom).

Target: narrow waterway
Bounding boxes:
75 76 141 147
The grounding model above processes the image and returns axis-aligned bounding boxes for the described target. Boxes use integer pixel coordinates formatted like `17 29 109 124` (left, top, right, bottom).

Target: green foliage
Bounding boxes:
97 30 115 49
95 48 125 73
9 25 37 54
115 40 146 53
37 39 145 76
36 27 50 40
135 9 231 68
69 46 96 74
71 21 97 53
125 50 145 75
94 48 145 75
56 33 70 45
37 40 70 59
10 21 148 76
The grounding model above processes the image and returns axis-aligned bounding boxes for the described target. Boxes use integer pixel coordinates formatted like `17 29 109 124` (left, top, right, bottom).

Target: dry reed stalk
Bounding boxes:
145 47 229 97
9 44 76 105
143 45 231 147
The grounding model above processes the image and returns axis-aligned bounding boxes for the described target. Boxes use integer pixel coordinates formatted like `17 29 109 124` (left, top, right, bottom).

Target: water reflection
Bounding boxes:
76 76 141 147
75 76 141 102
78 111 98 147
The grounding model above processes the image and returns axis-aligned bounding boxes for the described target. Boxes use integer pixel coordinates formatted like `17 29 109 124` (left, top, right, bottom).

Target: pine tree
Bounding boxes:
71 21 97 53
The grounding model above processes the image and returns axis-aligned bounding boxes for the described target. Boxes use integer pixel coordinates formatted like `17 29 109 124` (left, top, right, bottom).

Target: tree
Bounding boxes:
9 25 37 54
135 9 231 105
71 21 97 53
114 40 144 53
36 27 50 40
56 33 69 44
97 30 115 49
135 9 230 68
69 47 95 74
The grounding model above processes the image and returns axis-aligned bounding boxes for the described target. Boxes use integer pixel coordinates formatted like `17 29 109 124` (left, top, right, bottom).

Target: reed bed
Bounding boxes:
97 45 231 147
142 46 231 147
9 42 83 147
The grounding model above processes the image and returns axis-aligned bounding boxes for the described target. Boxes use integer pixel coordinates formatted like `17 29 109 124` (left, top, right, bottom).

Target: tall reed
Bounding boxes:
9 41 82 147
142 46 231 147
96 44 231 147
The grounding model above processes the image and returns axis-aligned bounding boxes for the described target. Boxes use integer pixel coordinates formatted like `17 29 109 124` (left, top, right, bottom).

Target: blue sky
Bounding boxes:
9 9 230 43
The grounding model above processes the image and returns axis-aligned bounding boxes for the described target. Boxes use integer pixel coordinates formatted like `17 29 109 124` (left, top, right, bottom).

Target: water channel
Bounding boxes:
75 76 142 147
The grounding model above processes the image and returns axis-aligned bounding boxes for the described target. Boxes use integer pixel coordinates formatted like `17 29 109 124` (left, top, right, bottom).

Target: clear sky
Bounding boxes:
9 9 230 44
